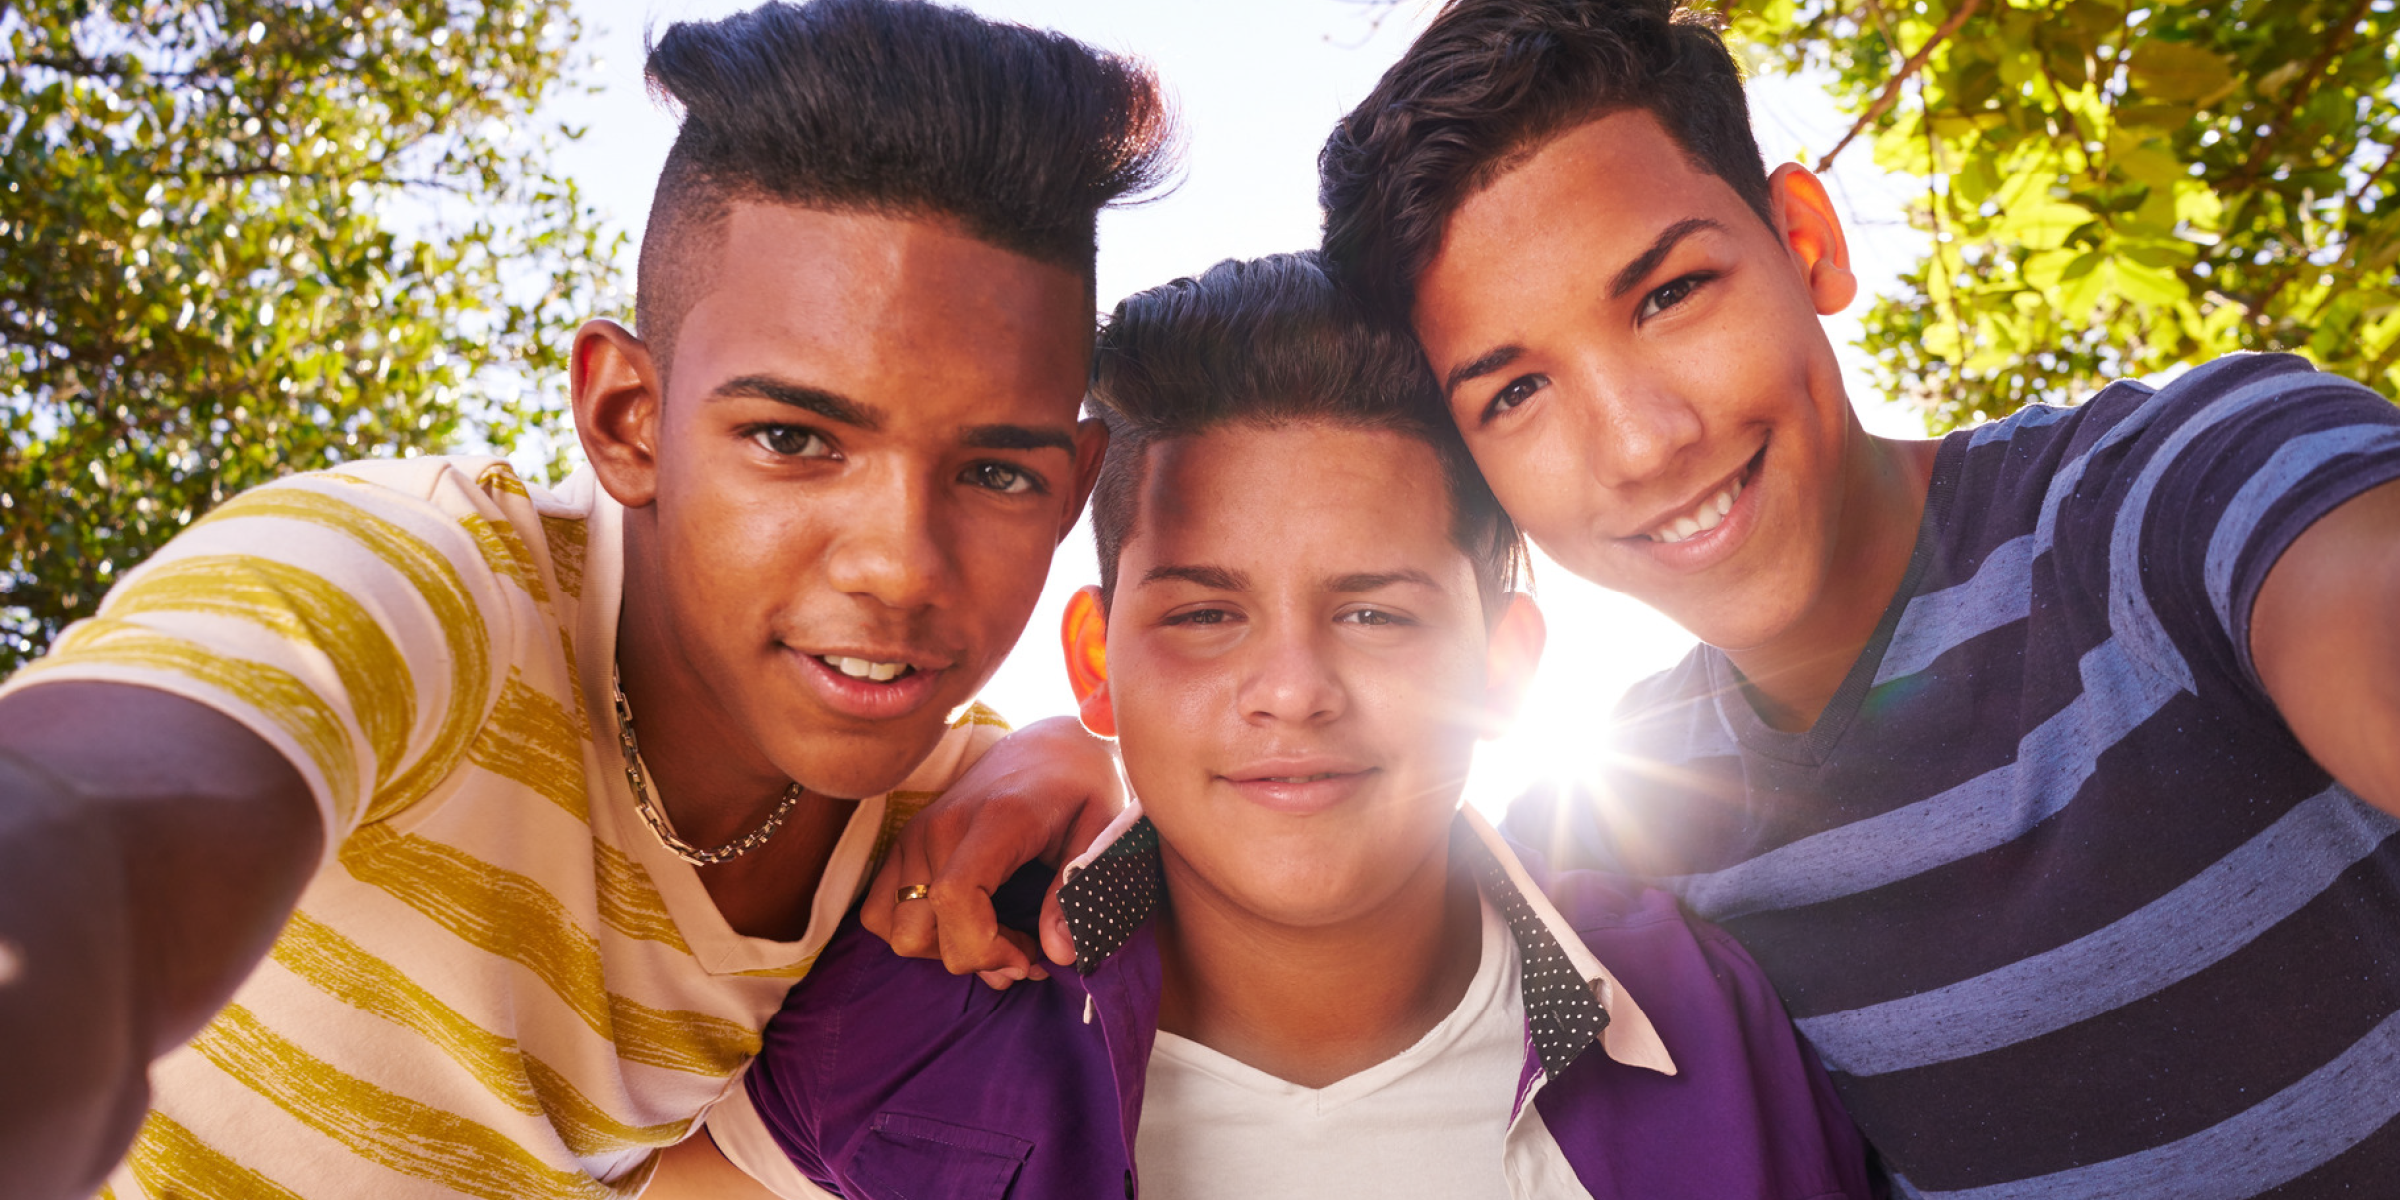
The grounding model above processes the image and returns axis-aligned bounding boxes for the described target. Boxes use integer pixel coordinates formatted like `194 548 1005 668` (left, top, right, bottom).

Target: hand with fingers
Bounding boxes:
861 714 1123 988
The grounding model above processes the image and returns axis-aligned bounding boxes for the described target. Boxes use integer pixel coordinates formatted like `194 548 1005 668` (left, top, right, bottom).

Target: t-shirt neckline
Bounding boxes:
1146 892 1518 1116
1705 430 1972 767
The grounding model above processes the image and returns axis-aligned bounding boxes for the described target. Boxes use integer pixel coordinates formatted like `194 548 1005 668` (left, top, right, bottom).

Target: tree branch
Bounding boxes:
1815 0 1985 173
2230 0 2373 191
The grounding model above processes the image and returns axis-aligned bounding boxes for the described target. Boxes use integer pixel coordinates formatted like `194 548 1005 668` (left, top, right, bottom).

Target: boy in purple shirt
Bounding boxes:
684 253 1870 1200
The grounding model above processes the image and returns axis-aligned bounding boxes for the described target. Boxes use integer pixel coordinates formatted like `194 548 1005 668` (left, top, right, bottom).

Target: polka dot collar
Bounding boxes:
1056 812 1619 1081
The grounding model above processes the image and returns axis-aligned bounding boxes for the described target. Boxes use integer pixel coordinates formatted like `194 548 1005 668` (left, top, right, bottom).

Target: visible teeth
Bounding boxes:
1265 773 1335 783
824 655 910 681
1647 476 1744 543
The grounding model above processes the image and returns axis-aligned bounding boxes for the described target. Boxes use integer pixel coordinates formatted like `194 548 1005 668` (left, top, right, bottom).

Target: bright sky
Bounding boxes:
550 0 1931 817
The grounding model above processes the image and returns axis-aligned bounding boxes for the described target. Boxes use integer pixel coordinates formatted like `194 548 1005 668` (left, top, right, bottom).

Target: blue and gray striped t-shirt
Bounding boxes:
1507 353 2400 1198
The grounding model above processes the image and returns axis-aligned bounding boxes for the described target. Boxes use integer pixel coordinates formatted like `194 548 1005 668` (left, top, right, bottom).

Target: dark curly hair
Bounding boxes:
636 0 1178 374
1086 252 1523 613
1318 0 1770 320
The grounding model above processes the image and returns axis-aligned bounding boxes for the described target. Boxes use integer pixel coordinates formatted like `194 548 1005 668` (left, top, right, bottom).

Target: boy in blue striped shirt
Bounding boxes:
1314 0 2400 1196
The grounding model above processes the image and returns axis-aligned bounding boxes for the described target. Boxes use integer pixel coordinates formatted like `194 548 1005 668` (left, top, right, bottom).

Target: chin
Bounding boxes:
769 718 956 802
1226 860 1408 929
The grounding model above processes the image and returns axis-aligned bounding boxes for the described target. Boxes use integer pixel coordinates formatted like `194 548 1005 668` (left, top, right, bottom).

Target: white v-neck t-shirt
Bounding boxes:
1133 895 1528 1200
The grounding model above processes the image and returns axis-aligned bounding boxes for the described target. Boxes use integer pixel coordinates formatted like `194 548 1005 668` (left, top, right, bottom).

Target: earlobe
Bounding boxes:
1060 585 1116 739
571 318 665 508
1481 593 1547 736
1768 163 1859 316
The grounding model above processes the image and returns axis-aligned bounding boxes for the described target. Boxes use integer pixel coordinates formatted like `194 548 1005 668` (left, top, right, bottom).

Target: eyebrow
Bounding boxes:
1607 217 1723 300
962 424 1077 454
1442 345 1525 402
710 375 884 431
1139 565 1441 594
712 376 1074 453
1441 216 1726 402
1326 569 1441 593
1141 564 1249 591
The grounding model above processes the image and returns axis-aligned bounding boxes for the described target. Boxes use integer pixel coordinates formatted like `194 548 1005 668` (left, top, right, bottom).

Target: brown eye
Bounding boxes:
1638 273 1711 321
1484 374 1546 424
751 426 833 458
964 462 1038 494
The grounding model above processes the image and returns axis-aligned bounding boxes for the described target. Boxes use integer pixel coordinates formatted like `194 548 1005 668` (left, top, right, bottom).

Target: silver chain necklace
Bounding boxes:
612 668 801 866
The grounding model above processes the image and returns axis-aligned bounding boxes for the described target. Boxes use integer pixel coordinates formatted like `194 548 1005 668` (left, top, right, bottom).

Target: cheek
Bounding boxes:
1468 433 1574 534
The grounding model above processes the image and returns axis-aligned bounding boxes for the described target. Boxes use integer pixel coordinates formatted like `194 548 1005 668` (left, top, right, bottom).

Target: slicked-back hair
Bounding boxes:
1088 252 1523 614
1318 0 1771 320
636 0 1176 375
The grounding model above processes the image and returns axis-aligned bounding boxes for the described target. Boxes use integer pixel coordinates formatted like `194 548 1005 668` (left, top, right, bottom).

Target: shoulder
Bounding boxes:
1607 647 1732 767
1516 849 1805 1062
2043 353 2394 492
750 916 1128 1198
1529 865 1874 1198
884 702 1013 802
183 454 561 611
1538 863 1759 994
754 914 1113 1122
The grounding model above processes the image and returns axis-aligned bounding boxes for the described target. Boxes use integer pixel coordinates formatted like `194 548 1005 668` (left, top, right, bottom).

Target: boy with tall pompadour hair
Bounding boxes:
680 251 1874 1200
0 2 1174 1196
1317 0 2400 1196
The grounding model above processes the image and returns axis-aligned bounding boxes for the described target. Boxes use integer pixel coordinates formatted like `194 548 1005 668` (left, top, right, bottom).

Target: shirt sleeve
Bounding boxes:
0 460 529 864
2058 354 2400 695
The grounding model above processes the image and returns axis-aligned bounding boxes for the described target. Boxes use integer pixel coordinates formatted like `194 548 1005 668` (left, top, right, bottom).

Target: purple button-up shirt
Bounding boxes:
732 809 1872 1199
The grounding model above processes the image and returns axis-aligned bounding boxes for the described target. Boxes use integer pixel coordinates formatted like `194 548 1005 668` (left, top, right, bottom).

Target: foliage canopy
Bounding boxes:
1 0 620 670
1728 0 2400 429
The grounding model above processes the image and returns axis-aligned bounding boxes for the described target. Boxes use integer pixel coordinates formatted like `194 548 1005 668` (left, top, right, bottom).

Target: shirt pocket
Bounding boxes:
843 1112 1035 1200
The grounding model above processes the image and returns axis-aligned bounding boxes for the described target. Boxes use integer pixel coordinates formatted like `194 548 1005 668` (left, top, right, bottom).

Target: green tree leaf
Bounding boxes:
1725 0 2400 431
1 0 625 670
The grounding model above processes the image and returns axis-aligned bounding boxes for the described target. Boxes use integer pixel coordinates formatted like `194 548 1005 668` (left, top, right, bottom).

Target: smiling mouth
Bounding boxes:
1641 448 1764 544
812 654 919 683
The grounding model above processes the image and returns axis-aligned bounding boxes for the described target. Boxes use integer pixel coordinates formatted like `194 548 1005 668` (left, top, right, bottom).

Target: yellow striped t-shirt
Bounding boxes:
0 455 1008 1199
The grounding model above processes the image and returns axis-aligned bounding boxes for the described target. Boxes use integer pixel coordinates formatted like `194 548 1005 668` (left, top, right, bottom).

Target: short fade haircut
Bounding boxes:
1088 252 1523 613
1318 0 1771 319
637 0 1176 374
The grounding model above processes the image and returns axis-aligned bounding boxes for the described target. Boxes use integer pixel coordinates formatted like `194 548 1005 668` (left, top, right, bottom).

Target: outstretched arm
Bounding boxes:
2252 479 2400 814
0 681 322 1200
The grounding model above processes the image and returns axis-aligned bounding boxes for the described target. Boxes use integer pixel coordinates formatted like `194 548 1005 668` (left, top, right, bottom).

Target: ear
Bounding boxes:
1059 417 1111 544
1061 585 1115 738
1480 592 1547 737
571 318 665 509
1767 163 1858 316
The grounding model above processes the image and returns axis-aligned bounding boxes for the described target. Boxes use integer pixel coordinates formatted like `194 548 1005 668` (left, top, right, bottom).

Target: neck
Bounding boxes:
616 508 856 941
1152 836 1484 1090
616 508 793 840
1727 425 1946 732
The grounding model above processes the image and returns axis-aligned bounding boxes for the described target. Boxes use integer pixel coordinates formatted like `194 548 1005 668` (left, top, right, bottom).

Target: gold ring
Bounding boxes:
896 883 931 904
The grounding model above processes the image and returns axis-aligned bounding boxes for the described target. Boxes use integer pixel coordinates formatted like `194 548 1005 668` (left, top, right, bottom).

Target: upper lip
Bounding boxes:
1617 448 1762 541
1221 755 1374 783
790 643 952 670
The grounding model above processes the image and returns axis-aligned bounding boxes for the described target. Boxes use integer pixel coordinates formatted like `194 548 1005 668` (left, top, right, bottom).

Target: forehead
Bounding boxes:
1415 110 1751 337
1124 421 1471 588
670 202 1092 419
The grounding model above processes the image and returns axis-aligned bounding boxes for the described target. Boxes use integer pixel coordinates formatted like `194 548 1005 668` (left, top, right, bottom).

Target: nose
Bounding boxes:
818 464 954 612
1570 357 1705 491
1235 616 1346 728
